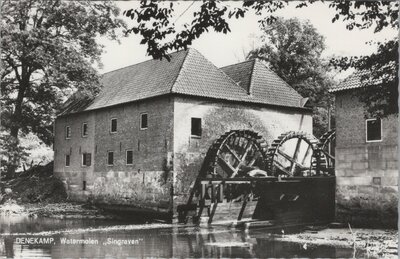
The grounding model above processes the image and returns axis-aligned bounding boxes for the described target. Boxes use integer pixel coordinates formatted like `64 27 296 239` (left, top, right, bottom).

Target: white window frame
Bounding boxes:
365 118 383 143
110 118 117 133
140 113 148 130
65 126 71 139
107 151 114 166
81 153 91 167
82 122 88 137
65 154 70 167
126 149 133 165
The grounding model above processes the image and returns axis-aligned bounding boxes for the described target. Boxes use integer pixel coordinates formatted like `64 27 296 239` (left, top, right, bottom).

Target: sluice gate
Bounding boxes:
178 129 336 226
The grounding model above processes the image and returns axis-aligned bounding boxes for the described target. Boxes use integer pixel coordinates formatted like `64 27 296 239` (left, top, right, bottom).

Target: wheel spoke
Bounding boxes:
217 155 236 176
222 144 241 162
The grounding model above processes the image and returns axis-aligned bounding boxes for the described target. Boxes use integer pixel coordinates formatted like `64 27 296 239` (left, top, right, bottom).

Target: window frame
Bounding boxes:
65 154 70 167
126 149 133 165
107 151 114 166
365 118 382 143
191 117 202 138
81 152 91 167
82 122 88 137
65 126 71 139
110 118 118 133
140 113 148 130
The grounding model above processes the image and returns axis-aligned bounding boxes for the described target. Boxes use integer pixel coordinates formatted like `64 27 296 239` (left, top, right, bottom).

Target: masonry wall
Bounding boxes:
54 112 96 202
172 96 313 219
335 90 398 227
54 96 175 214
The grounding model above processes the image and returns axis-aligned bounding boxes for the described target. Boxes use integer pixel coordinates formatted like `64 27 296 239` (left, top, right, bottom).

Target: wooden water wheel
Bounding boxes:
266 131 321 177
201 130 270 179
318 129 336 174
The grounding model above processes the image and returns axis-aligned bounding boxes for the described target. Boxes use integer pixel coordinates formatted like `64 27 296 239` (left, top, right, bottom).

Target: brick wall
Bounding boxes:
172 95 313 219
54 96 174 213
335 90 398 227
54 112 96 201
90 96 174 212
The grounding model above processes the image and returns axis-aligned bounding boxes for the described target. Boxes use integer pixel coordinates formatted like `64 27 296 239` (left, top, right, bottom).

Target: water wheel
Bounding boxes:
266 131 321 177
201 130 269 179
197 130 270 201
318 129 336 174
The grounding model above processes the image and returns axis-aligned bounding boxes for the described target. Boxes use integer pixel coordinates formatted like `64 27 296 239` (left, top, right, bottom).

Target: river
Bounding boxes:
0 214 365 258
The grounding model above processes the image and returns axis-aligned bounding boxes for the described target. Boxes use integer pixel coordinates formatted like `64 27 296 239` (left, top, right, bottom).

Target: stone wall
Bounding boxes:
335 90 398 227
172 95 313 219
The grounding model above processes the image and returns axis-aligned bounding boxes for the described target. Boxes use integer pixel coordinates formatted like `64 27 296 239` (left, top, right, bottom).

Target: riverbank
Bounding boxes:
269 226 398 258
0 200 114 219
0 162 114 219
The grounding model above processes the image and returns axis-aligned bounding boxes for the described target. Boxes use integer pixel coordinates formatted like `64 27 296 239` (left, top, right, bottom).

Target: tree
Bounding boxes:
246 17 334 137
1 0 125 178
124 0 398 117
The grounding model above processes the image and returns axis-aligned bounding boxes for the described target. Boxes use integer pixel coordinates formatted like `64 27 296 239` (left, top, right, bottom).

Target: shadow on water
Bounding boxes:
0 215 365 258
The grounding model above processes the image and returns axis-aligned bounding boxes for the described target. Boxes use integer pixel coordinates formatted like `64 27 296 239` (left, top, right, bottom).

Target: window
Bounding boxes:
82 123 88 137
110 118 117 133
82 181 87 191
65 154 70 167
140 113 148 130
366 118 382 142
191 118 202 137
65 126 71 139
107 151 114 166
82 153 91 166
126 150 133 165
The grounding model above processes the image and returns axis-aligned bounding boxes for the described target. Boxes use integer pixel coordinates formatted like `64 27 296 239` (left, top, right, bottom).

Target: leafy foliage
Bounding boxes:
247 17 334 137
328 1 398 117
1 0 125 177
124 0 398 118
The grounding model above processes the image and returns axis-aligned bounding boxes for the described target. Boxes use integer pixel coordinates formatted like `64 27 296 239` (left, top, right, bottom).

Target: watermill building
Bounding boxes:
54 49 314 221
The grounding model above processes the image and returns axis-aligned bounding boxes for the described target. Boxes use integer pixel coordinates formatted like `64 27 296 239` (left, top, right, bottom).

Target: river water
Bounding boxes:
0 214 364 258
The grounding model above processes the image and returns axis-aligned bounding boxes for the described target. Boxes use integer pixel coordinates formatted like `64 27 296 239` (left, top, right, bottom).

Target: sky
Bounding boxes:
97 1 397 80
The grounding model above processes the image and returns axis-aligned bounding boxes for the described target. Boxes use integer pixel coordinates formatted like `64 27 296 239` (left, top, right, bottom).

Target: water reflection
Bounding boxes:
0 215 363 258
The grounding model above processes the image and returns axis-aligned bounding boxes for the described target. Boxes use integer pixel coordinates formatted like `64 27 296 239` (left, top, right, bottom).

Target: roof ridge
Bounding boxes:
170 48 191 93
172 48 247 95
220 59 255 69
247 59 257 95
101 48 189 76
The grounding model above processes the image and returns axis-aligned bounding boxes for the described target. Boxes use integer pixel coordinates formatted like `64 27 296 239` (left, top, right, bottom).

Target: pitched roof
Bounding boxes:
329 72 364 93
221 59 305 107
59 49 307 116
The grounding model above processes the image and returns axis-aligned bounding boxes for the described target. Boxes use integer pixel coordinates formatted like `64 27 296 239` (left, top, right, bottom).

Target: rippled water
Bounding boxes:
0 214 364 258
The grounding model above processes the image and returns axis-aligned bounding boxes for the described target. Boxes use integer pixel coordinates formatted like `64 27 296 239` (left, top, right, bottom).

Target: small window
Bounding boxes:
107 151 114 166
65 154 70 167
191 118 202 137
82 153 91 166
140 113 148 130
110 118 117 133
126 150 133 165
65 126 71 139
366 118 382 142
82 181 86 191
82 123 88 137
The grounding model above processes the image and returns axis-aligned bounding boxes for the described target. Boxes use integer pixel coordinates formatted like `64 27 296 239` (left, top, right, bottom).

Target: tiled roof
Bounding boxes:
329 72 364 93
221 59 304 107
59 49 307 116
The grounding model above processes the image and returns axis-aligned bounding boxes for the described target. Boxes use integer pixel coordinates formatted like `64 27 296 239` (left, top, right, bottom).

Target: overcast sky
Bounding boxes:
97 1 397 79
